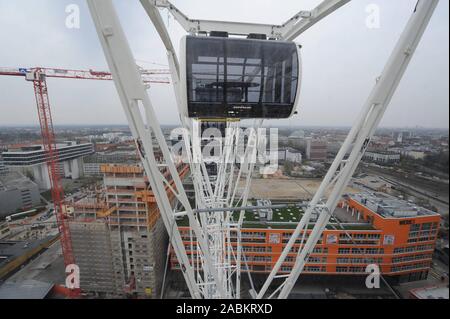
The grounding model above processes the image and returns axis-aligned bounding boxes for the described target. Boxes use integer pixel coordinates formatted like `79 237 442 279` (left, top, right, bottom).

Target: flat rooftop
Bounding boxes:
350 192 439 219
410 286 449 299
0 279 54 299
0 171 36 191
0 237 56 270
177 203 375 231
5 142 92 154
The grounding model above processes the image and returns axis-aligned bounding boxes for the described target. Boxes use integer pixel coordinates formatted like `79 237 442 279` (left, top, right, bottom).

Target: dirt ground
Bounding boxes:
241 178 360 201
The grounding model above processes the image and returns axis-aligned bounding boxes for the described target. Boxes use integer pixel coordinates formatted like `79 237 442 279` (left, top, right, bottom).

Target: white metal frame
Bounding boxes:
257 0 440 299
86 0 439 299
87 0 227 298
148 0 350 40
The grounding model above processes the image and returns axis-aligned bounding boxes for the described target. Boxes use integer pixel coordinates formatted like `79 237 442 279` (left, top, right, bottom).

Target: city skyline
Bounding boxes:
0 0 448 128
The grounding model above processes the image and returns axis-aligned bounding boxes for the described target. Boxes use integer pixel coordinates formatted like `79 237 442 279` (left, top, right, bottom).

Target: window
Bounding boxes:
186 36 299 119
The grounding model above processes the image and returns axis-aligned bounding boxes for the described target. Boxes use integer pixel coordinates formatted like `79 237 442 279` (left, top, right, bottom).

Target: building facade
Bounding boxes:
278 148 302 164
0 171 40 218
306 139 327 161
363 151 401 165
0 154 7 175
69 163 189 298
2 142 94 189
0 221 10 240
82 150 139 176
171 192 440 284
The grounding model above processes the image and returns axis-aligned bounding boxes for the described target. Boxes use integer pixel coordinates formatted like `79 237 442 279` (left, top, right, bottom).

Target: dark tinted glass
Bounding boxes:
186 36 299 119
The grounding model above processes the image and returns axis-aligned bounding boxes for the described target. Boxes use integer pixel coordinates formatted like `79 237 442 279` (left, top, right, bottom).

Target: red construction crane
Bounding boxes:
0 66 170 296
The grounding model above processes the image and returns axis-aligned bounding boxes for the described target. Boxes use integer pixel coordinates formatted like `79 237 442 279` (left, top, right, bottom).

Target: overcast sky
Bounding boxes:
0 0 448 129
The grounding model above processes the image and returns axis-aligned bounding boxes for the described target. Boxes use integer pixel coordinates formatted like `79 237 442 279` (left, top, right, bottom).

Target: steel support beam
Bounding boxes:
257 0 440 299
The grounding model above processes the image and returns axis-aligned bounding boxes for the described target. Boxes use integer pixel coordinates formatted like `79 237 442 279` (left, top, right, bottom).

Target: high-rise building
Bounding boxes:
0 153 7 175
69 163 189 298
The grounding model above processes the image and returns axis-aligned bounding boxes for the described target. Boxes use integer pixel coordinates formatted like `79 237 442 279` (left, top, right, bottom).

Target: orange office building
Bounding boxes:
171 192 441 284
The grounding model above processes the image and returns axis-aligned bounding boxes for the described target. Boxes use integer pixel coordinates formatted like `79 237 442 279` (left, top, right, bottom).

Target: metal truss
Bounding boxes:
87 0 439 299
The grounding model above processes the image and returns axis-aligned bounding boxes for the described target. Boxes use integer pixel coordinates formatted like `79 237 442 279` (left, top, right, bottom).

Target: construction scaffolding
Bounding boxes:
68 163 189 298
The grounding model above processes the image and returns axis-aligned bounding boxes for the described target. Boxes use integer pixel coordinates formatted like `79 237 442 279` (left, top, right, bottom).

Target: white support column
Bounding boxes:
87 0 227 299
257 0 439 299
278 0 440 299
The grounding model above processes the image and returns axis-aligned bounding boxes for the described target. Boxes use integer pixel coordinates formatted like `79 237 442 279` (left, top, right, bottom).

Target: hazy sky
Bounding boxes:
0 0 448 128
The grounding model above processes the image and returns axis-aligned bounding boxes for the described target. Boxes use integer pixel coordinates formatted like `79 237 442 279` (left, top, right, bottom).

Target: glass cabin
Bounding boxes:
182 36 301 119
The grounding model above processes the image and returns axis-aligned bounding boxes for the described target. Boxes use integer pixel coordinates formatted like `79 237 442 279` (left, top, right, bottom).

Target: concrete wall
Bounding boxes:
63 158 84 179
70 220 169 298
10 158 86 191
0 180 40 218
32 165 51 190
69 222 117 294
113 221 168 298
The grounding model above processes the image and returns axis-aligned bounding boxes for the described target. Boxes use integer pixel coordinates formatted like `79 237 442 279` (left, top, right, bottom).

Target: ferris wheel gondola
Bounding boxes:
180 35 302 119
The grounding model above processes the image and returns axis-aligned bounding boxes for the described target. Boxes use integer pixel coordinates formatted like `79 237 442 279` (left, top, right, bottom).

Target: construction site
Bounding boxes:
68 163 189 298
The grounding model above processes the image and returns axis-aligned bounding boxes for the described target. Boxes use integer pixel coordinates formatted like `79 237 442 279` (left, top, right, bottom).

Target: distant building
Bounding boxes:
277 148 302 164
0 171 40 218
404 150 427 160
83 150 139 176
0 221 10 239
306 139 327 161
352 175 393 193
363 151 401 165
2 142 94 189
397 132 404 144
0 154 7 175
389 147 428 160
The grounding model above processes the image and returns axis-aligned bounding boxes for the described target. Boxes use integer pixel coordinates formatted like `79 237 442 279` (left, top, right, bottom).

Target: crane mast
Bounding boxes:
30 69 75 268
